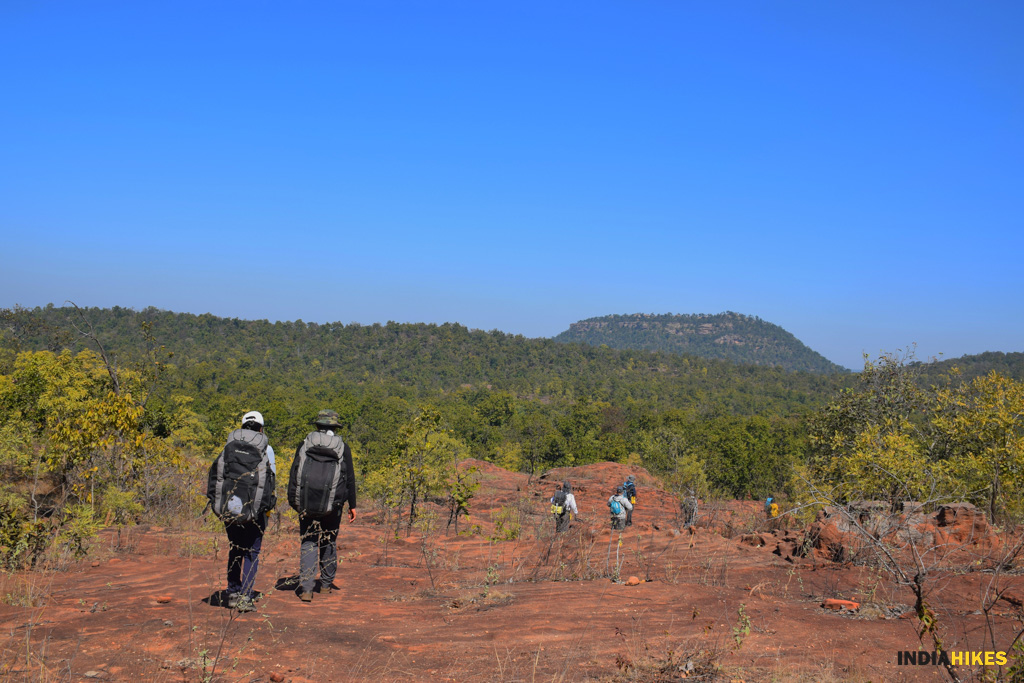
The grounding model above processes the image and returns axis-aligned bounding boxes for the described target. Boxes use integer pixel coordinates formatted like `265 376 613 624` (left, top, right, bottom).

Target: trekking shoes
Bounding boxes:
321 583 338 595
225 593 240 609
234 596 256 613
299 592 313 603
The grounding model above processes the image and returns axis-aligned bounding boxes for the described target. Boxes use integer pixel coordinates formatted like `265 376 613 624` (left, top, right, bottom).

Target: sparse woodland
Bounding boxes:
1 305 1023 681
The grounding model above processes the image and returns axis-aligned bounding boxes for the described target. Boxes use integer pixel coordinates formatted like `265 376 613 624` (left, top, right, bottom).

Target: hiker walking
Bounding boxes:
623 475 638 527
288 409 357 603
608 486 633 531
207 410 277 612
765 495 779 519
550 481 579 533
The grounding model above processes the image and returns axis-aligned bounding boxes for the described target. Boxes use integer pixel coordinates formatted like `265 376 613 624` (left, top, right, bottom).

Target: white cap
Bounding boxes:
242 410 264 427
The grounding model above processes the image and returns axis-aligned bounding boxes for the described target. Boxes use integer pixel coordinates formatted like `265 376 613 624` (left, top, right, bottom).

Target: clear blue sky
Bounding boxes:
2 1 1021 369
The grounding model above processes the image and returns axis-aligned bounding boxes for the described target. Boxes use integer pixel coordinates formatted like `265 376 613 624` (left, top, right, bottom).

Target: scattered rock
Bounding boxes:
90 562 100 567
934 503 1001 553
822 598 859 612
739 534 765 548
163 620 173 627
83 672 106 679
858 604 886 620
270 674 285 682
155 596 172 604
625 576 641 586
807 510 856 563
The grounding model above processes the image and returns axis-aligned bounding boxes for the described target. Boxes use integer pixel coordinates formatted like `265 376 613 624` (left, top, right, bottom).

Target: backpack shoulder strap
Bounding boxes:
294 432 316 507
322 434 346 509
212 445 227 512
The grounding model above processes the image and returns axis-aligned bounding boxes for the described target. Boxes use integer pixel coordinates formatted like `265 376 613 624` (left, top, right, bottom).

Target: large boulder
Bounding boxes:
933 503 1001 554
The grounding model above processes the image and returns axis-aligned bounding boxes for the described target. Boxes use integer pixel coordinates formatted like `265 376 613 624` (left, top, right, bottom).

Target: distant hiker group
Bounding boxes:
207 409 356 612
547 474 643 534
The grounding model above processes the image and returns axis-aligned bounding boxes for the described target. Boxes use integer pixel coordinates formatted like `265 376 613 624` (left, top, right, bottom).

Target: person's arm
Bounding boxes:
266 444 277 476
287 444 301 510
343 442 357 522
568 494 578 515
206 455 219 503
622 496 633 511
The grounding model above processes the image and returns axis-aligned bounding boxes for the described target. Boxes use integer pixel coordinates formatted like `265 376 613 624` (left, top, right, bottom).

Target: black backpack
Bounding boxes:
207 429 275 525
289 432 347 517
551 489 568 516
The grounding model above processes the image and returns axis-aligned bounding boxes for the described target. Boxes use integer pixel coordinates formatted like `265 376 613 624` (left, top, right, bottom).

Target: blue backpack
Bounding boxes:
609 497 623 515
624 481 637 503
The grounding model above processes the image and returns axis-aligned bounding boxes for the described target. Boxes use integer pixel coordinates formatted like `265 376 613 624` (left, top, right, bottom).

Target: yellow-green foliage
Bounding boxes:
0 349 209 566
810 353 1024 523
493 441 524 472
364 407 472 530
818 422 932 503
931 372 1024 522
489 504 522 541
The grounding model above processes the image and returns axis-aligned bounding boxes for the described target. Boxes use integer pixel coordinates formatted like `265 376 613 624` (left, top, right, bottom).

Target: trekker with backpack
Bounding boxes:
288 409 356 603
207 410 277 613
623 475 638 527
550 481 578 533
608 486 633 531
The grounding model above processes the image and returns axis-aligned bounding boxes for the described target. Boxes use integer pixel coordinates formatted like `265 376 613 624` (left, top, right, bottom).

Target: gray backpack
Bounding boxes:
207 429 274 524
288 432 346 517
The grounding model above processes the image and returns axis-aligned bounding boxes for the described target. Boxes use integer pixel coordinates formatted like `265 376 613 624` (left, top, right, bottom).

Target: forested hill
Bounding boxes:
914 351 1024 384
553 312 846 374
6 306 845 418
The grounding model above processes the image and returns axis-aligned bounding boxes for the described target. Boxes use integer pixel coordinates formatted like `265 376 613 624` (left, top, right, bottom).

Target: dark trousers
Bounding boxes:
225 515 266 598
611 516 626 531
299 509 341 593
554 513 570 533
625 506 633 526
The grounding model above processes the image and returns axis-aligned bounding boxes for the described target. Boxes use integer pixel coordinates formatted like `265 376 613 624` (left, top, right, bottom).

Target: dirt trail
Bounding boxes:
1 462 1021 681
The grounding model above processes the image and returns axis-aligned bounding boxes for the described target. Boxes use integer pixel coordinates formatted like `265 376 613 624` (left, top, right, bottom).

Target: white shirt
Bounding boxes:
550 492 579 515
266 444 277 475
565 492 579 515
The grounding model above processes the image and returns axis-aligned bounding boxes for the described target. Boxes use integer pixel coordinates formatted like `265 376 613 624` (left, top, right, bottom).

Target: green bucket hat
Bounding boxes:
312 409 342 428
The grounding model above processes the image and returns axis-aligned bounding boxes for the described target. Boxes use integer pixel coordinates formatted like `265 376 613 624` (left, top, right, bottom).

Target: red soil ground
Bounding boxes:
2 461 1022 682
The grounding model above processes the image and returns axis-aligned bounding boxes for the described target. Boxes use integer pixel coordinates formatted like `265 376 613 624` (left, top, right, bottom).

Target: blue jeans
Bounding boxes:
225 515 266 598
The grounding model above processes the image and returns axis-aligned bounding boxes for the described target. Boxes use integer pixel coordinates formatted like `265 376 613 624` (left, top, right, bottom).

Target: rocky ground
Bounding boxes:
1 461 1022 682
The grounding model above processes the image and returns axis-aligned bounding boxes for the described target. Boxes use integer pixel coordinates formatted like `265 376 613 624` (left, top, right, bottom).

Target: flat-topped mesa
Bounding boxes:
555 312 846 374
